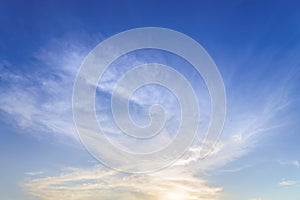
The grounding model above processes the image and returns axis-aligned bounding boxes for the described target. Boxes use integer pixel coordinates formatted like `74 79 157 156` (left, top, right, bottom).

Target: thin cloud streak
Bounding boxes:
278 160 300 169
0 39 86 139
25 166 223 200
279 180 298 187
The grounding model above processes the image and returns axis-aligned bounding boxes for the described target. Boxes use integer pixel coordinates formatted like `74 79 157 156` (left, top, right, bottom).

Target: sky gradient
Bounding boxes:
0 0 300 199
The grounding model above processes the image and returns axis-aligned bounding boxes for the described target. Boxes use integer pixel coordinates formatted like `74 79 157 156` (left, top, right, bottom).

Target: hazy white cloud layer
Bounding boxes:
25 165 223 200
0 35 294 199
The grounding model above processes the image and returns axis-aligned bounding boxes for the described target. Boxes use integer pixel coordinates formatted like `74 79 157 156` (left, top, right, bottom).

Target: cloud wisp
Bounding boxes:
0 38 88 139
0 35 295 199
278 160 300 169
23 95 290 200
279 180 299 187
25 165 223 200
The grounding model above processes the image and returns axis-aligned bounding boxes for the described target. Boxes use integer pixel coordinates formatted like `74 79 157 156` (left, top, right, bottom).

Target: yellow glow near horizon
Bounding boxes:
161 188 190 200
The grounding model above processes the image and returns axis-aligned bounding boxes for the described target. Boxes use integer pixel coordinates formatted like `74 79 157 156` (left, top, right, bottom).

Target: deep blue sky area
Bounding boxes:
1 0 299 62
0 0 300 200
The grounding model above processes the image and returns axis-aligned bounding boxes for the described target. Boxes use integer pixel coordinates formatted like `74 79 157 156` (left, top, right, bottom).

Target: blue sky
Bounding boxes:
0 0 300 199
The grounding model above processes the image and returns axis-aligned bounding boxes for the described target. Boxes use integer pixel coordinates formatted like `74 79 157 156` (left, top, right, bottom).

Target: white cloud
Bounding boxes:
292 160 300 168
0 38 89 139
23 94 289 199
279 180 298 187
0 35 294 200
25 166 223 200
25 171 44 176
278 160 300 169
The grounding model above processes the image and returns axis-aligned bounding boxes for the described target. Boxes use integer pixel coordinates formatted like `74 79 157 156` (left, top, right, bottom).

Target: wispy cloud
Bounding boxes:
250 198 262 200
25 166 223 200
0 38 91 139
23 95 290 199
279 180 298 187
278 160 300 169
0 35 295 199
25 171 44 176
